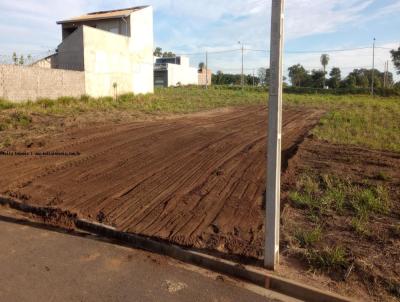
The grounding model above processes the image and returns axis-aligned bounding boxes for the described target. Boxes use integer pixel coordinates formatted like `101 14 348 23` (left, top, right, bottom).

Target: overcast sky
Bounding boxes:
0 0 399 79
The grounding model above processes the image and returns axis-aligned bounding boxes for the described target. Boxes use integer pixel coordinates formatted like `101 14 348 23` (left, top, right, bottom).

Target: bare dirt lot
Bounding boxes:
280 139 400 301
0 106 323 260
1 103 399 301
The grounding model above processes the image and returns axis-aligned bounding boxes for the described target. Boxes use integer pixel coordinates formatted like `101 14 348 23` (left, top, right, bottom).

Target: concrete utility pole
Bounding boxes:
265 0 285 270
238 41 244 89
206 51 209 90
371 38 376 96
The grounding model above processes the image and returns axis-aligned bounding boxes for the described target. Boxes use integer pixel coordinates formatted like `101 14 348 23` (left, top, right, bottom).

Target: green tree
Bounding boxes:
257 67 270 86
358 74 369 88
162 51 176 58
12 52 18 65
19 55 24 65
328 67 341 89
288 64 309 87
391 47 400 74
320 54 330 88
344 74 357 88
309 70 326 88
153 47 162 57
198 62 205 70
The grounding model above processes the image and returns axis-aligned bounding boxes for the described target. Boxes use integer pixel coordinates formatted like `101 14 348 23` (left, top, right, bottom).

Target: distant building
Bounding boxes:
198 68 212 86
154 56 198 88
35 6 154 97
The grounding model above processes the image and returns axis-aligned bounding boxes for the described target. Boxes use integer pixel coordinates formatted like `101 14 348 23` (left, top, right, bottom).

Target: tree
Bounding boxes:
320 54 330 88
309 70 326 88
212 71 224 85
19 55 24 65
12 52 18 65
153 47 162 57
162 51 176 58
288 64 309 87
391 47 400 74
327 67 341 89
358 74 370 88
257 68 270 86
198 62 205 70
343 74 357 88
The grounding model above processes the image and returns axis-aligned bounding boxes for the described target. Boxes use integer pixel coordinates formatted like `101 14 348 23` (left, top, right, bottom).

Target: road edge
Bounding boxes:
0 196 354 302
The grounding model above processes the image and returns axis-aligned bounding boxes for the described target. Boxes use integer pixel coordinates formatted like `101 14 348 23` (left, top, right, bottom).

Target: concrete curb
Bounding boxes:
0 196 353 302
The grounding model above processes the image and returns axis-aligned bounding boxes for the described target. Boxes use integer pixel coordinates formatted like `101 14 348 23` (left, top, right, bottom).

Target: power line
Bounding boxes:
0 45 395 57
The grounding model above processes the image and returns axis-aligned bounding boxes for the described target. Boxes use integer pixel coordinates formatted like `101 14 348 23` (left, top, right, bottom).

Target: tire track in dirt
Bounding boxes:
0 106 324 259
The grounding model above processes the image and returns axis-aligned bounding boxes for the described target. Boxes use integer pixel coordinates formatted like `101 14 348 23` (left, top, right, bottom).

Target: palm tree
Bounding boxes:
320 54 330 88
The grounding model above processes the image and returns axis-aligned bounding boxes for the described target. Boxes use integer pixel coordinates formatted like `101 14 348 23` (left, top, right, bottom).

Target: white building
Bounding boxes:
154 56 198 87
41 6 154 97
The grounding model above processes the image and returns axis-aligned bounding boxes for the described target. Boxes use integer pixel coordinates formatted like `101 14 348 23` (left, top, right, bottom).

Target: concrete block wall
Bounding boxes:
0 65 85 102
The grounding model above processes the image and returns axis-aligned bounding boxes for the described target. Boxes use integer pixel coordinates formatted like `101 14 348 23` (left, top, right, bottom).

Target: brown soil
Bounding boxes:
0 106 322 260
2 105 398 300
280 139 400 301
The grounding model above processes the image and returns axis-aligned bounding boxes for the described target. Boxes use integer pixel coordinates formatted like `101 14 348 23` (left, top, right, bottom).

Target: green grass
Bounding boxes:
284 93 400 152
2 87 266 116
349 185 390 217
289 173 391 224
0 87 399 152
0 111 32 131
305 246 348 272
351 217 370 236
295 226 322 248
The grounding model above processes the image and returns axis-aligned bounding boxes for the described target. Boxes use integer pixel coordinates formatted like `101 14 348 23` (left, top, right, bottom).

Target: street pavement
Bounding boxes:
0 210 280 302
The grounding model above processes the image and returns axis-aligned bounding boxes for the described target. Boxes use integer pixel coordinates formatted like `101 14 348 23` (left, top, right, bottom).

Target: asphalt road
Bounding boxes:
0 210 278 302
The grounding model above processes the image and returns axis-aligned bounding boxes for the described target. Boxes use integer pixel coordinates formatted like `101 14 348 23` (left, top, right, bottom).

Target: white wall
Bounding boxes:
167 64 198 86
56 6 154 97
82 26 134 97
129 6 154 94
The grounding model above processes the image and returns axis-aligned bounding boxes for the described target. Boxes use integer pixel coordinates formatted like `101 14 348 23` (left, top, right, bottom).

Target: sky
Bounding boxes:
0 0 399 80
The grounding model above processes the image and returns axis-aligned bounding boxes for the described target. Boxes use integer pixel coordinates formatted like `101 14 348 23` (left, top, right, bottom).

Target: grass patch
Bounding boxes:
7 87 266 116
349 185 390 217
295 226 322 248
0 99 15 110
289 173 391 235
351 217 370 236
0 111 32 132
9 112 32 128
0 87 399 152
284 93 400 152
305 246 348 273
